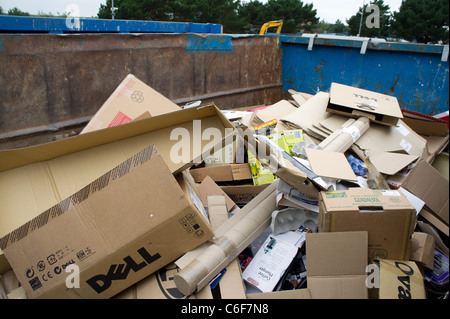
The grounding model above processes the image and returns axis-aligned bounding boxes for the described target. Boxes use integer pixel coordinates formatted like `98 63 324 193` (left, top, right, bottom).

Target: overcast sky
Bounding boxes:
0 0 403 23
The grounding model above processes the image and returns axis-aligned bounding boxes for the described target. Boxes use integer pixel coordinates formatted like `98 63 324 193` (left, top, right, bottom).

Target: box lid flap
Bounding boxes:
306 231 368 277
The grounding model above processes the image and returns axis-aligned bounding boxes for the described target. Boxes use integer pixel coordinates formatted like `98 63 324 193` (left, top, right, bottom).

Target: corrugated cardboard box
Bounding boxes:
189 164 252 183
220 184 269 205
1 145 214 299
402 160 449 230
80 74 181 134
0 104 234 275
318 188 416 260
374 259 426 299
328 82 403 126
306 231 369 299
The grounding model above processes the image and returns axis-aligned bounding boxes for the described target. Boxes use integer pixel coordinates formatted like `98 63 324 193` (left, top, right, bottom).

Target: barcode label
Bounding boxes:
285 130 303 139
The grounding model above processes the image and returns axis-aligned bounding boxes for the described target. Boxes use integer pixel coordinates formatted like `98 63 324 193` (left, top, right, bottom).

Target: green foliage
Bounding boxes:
391 0 449 43
97 0 319 34
266 0 318 33
312 19 349 34
98 0 246 33
7 7 30 16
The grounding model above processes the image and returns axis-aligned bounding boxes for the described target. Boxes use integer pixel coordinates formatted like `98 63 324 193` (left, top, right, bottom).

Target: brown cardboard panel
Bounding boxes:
402 160 449 225
197 176 236 211
80 74 181 134
189 164 252 183
2 147 213 299
246 288 311 299
253 100 297 124
0 104 233 274
411 232 435 269
378 259 426 299
371 152 419 175
281 92 330 137
328 82 403 126
305 148 357 181
306 231 368 299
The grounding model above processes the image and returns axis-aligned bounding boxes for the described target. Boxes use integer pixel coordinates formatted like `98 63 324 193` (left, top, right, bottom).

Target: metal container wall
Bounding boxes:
281 35 449 116
0 33 282 149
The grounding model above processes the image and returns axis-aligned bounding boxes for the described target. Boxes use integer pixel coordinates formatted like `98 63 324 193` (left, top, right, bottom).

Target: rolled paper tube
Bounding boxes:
321 116 370 153
174 184 278 296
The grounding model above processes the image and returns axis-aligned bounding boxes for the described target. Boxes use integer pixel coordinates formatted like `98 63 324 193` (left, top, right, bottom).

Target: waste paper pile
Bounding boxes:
0 74 448 300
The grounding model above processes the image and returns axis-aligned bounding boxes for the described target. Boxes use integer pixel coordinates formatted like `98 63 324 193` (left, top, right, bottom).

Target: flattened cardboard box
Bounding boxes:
328 82 403 126
0 104 234 274
319 188 416 260
80 74 181 134
1 145 214 299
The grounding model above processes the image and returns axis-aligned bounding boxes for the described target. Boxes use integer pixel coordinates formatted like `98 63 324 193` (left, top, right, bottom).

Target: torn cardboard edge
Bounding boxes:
371 152 419 176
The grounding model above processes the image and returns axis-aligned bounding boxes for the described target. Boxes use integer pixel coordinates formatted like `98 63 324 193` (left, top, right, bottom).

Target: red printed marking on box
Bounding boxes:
117 78 136 97
108 111 132 128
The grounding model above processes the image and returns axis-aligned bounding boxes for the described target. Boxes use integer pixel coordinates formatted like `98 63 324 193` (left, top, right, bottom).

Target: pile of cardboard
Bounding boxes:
0 74 448 300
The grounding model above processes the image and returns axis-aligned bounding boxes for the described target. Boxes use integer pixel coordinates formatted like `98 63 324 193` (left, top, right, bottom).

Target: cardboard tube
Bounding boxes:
174 181 278 296
320 116 370 153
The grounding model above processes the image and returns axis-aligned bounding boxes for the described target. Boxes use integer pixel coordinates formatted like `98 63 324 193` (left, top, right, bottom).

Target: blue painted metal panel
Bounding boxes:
280 35 449 116
0 15 222 34
186 34 233 53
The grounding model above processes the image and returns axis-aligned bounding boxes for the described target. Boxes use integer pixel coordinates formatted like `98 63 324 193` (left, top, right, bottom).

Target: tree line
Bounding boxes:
1 0 448 43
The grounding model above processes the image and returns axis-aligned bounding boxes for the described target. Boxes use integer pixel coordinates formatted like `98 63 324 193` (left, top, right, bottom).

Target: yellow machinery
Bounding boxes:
259 20 283 35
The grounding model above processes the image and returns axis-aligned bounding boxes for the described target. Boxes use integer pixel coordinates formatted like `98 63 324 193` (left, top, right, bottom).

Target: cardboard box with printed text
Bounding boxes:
0 145 214 299
319 188 416 260
0 104 234 276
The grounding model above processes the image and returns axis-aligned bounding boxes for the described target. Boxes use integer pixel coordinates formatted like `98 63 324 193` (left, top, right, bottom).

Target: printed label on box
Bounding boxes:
108 111 132 128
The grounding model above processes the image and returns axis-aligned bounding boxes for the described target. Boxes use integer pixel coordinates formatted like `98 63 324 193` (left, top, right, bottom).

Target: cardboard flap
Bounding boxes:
305 148 357 181
255 100 297 123
402 160 449 224
281 92 330 135
371 152 419 175
197 176 235 211
306 231 368 277
307 275 368 299
0 104 234 174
